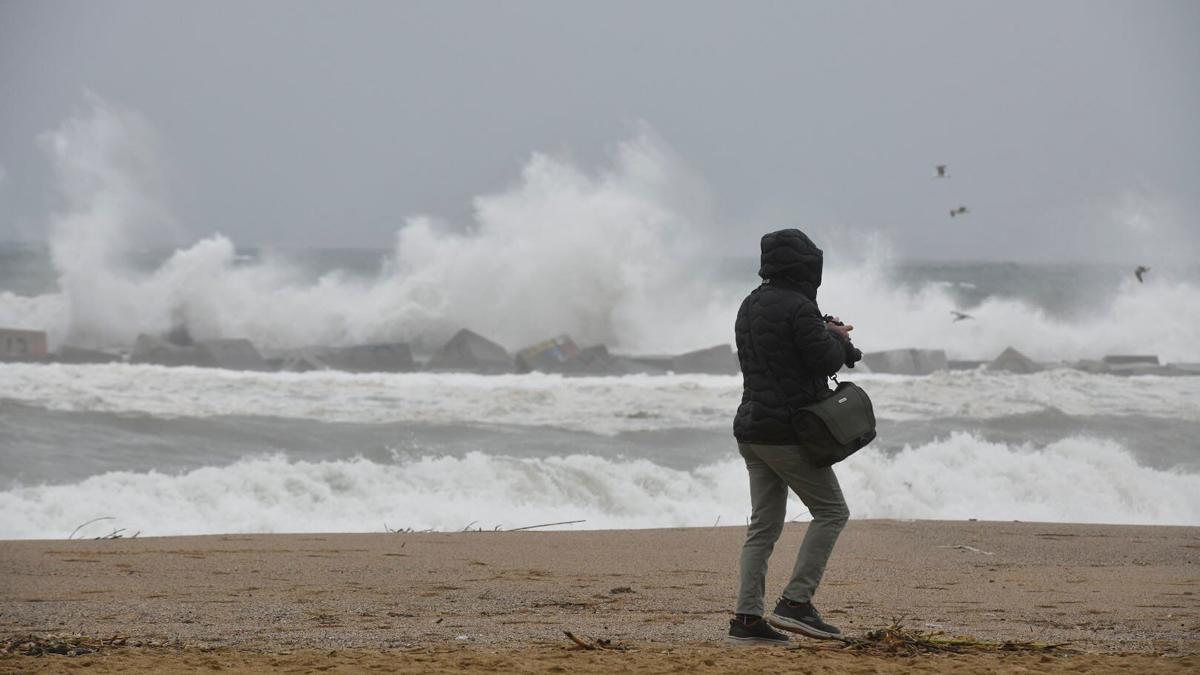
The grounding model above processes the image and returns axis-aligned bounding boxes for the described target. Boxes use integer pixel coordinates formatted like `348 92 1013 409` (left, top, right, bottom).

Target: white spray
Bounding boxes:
2 96 1199 361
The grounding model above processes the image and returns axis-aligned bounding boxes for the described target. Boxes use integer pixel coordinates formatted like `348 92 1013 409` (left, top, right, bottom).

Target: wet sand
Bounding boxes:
2 520 1198 672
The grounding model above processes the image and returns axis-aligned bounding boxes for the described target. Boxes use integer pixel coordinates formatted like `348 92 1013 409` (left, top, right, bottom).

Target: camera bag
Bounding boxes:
789 378 876 467
748 326 877 467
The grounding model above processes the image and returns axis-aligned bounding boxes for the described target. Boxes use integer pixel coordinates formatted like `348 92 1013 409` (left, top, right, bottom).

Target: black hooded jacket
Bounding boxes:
733 229 847 444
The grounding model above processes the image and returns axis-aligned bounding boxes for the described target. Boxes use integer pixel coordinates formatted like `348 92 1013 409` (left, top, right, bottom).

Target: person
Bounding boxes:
725 228 861 645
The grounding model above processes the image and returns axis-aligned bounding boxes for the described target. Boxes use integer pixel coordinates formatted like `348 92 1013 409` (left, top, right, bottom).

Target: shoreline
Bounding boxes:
3 520 1197 671
6 516 1200 543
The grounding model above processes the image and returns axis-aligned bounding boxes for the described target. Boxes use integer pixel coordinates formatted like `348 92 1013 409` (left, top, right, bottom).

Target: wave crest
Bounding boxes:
3 433 1195 539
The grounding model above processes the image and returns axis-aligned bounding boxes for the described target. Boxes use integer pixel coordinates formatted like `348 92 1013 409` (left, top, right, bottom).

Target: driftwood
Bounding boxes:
937 544 995 555
508 520 586 532
382 519 586 534
561 631 634 652
563 631 594 650
68 516 115 540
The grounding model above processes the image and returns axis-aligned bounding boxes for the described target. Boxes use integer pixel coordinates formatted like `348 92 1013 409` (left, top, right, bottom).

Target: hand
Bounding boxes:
827 321 854 343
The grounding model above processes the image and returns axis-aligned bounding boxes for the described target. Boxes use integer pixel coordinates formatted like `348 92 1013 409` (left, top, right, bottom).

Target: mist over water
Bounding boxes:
2 97 1199 361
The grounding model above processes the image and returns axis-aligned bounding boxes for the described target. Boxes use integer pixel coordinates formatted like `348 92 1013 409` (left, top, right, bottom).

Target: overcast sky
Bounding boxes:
1 0 1197 261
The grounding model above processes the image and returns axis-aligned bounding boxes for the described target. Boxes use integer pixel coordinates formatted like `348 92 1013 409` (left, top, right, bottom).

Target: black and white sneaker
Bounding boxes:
768 598 842 639
725 614 790 645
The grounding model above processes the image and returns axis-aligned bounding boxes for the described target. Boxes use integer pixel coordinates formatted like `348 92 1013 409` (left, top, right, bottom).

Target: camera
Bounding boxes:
824 315 862 368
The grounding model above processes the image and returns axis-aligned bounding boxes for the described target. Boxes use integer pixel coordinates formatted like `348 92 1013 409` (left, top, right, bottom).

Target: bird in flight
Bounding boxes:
933 164 948 178
949 206 969 217
1135 266 1150 283
950 310 974 322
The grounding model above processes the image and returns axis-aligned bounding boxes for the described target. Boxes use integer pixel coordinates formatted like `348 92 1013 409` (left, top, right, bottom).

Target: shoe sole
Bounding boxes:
767 614 842 640
723 635 789 646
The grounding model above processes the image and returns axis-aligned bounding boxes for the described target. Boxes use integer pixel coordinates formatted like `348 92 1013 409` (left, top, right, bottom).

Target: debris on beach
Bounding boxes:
937 544 995 555
562 630 635 652
836 620 1074 655
0 633 137 657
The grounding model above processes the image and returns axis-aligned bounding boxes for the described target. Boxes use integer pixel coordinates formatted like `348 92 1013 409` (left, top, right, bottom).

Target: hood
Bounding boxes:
757 228 823 298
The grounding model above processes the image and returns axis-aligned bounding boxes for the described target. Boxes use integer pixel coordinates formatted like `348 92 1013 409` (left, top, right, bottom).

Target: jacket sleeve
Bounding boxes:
792 301 846 376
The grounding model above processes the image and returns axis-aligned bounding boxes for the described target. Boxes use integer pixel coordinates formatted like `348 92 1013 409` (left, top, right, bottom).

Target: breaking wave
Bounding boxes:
1 95 1199 361
1 433 1196 539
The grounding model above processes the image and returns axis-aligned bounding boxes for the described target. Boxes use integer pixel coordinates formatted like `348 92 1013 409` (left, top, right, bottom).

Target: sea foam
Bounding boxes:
2 433 1196 540
3 365 1199 436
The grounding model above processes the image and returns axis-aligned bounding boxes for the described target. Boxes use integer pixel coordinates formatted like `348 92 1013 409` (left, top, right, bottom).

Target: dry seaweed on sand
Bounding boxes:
822 618 1075 656
1 633 133 657
562 630 637 652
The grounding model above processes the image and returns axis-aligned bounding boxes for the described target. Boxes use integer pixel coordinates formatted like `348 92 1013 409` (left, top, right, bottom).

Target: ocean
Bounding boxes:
2 240 1199 540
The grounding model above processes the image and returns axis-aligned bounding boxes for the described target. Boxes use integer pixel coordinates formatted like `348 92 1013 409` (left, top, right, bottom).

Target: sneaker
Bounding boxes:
725 614 790 645
768 598 842 639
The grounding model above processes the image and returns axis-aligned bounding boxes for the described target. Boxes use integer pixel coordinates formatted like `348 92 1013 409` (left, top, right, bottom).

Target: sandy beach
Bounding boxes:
2 519 1198 672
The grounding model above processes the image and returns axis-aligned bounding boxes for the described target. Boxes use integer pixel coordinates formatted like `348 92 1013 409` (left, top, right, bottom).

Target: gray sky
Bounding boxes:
1 0 1197 261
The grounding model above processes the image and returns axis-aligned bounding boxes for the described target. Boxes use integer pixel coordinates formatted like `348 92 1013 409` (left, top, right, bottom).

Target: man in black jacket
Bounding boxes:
725 228 858 645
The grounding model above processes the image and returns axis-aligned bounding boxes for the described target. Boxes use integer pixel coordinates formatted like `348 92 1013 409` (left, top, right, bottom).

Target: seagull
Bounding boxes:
1135 265 1150 283
949 206 969 217
933 164 948 178
951 310 974 322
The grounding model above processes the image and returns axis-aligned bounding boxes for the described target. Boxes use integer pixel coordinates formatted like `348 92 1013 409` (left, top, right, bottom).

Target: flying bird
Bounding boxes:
949 206 969 218
1135 266 1150 283
933 164 948 178
950 310 974 322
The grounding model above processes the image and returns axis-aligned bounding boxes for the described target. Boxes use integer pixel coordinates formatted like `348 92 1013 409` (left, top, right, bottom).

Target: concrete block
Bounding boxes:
54 345 123 364
1106 363 1180 376
566 345 664 376
278 348 332 372
1071 359 1109 374
165 324 194 346
1102 355 1159 366
987 347 1043 374
569 345 618 374
323 343 415 373
195 339 270 371
627 355 675 371
131 334 203 367
514 336 664 375
670 344 739 375
1071 358 1184 376
861 348 948 375
1 328 48 358
515 335 581 373
428 329 514 373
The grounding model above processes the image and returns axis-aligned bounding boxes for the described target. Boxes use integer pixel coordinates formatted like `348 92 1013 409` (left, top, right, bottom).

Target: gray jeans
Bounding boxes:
735 442 849 616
